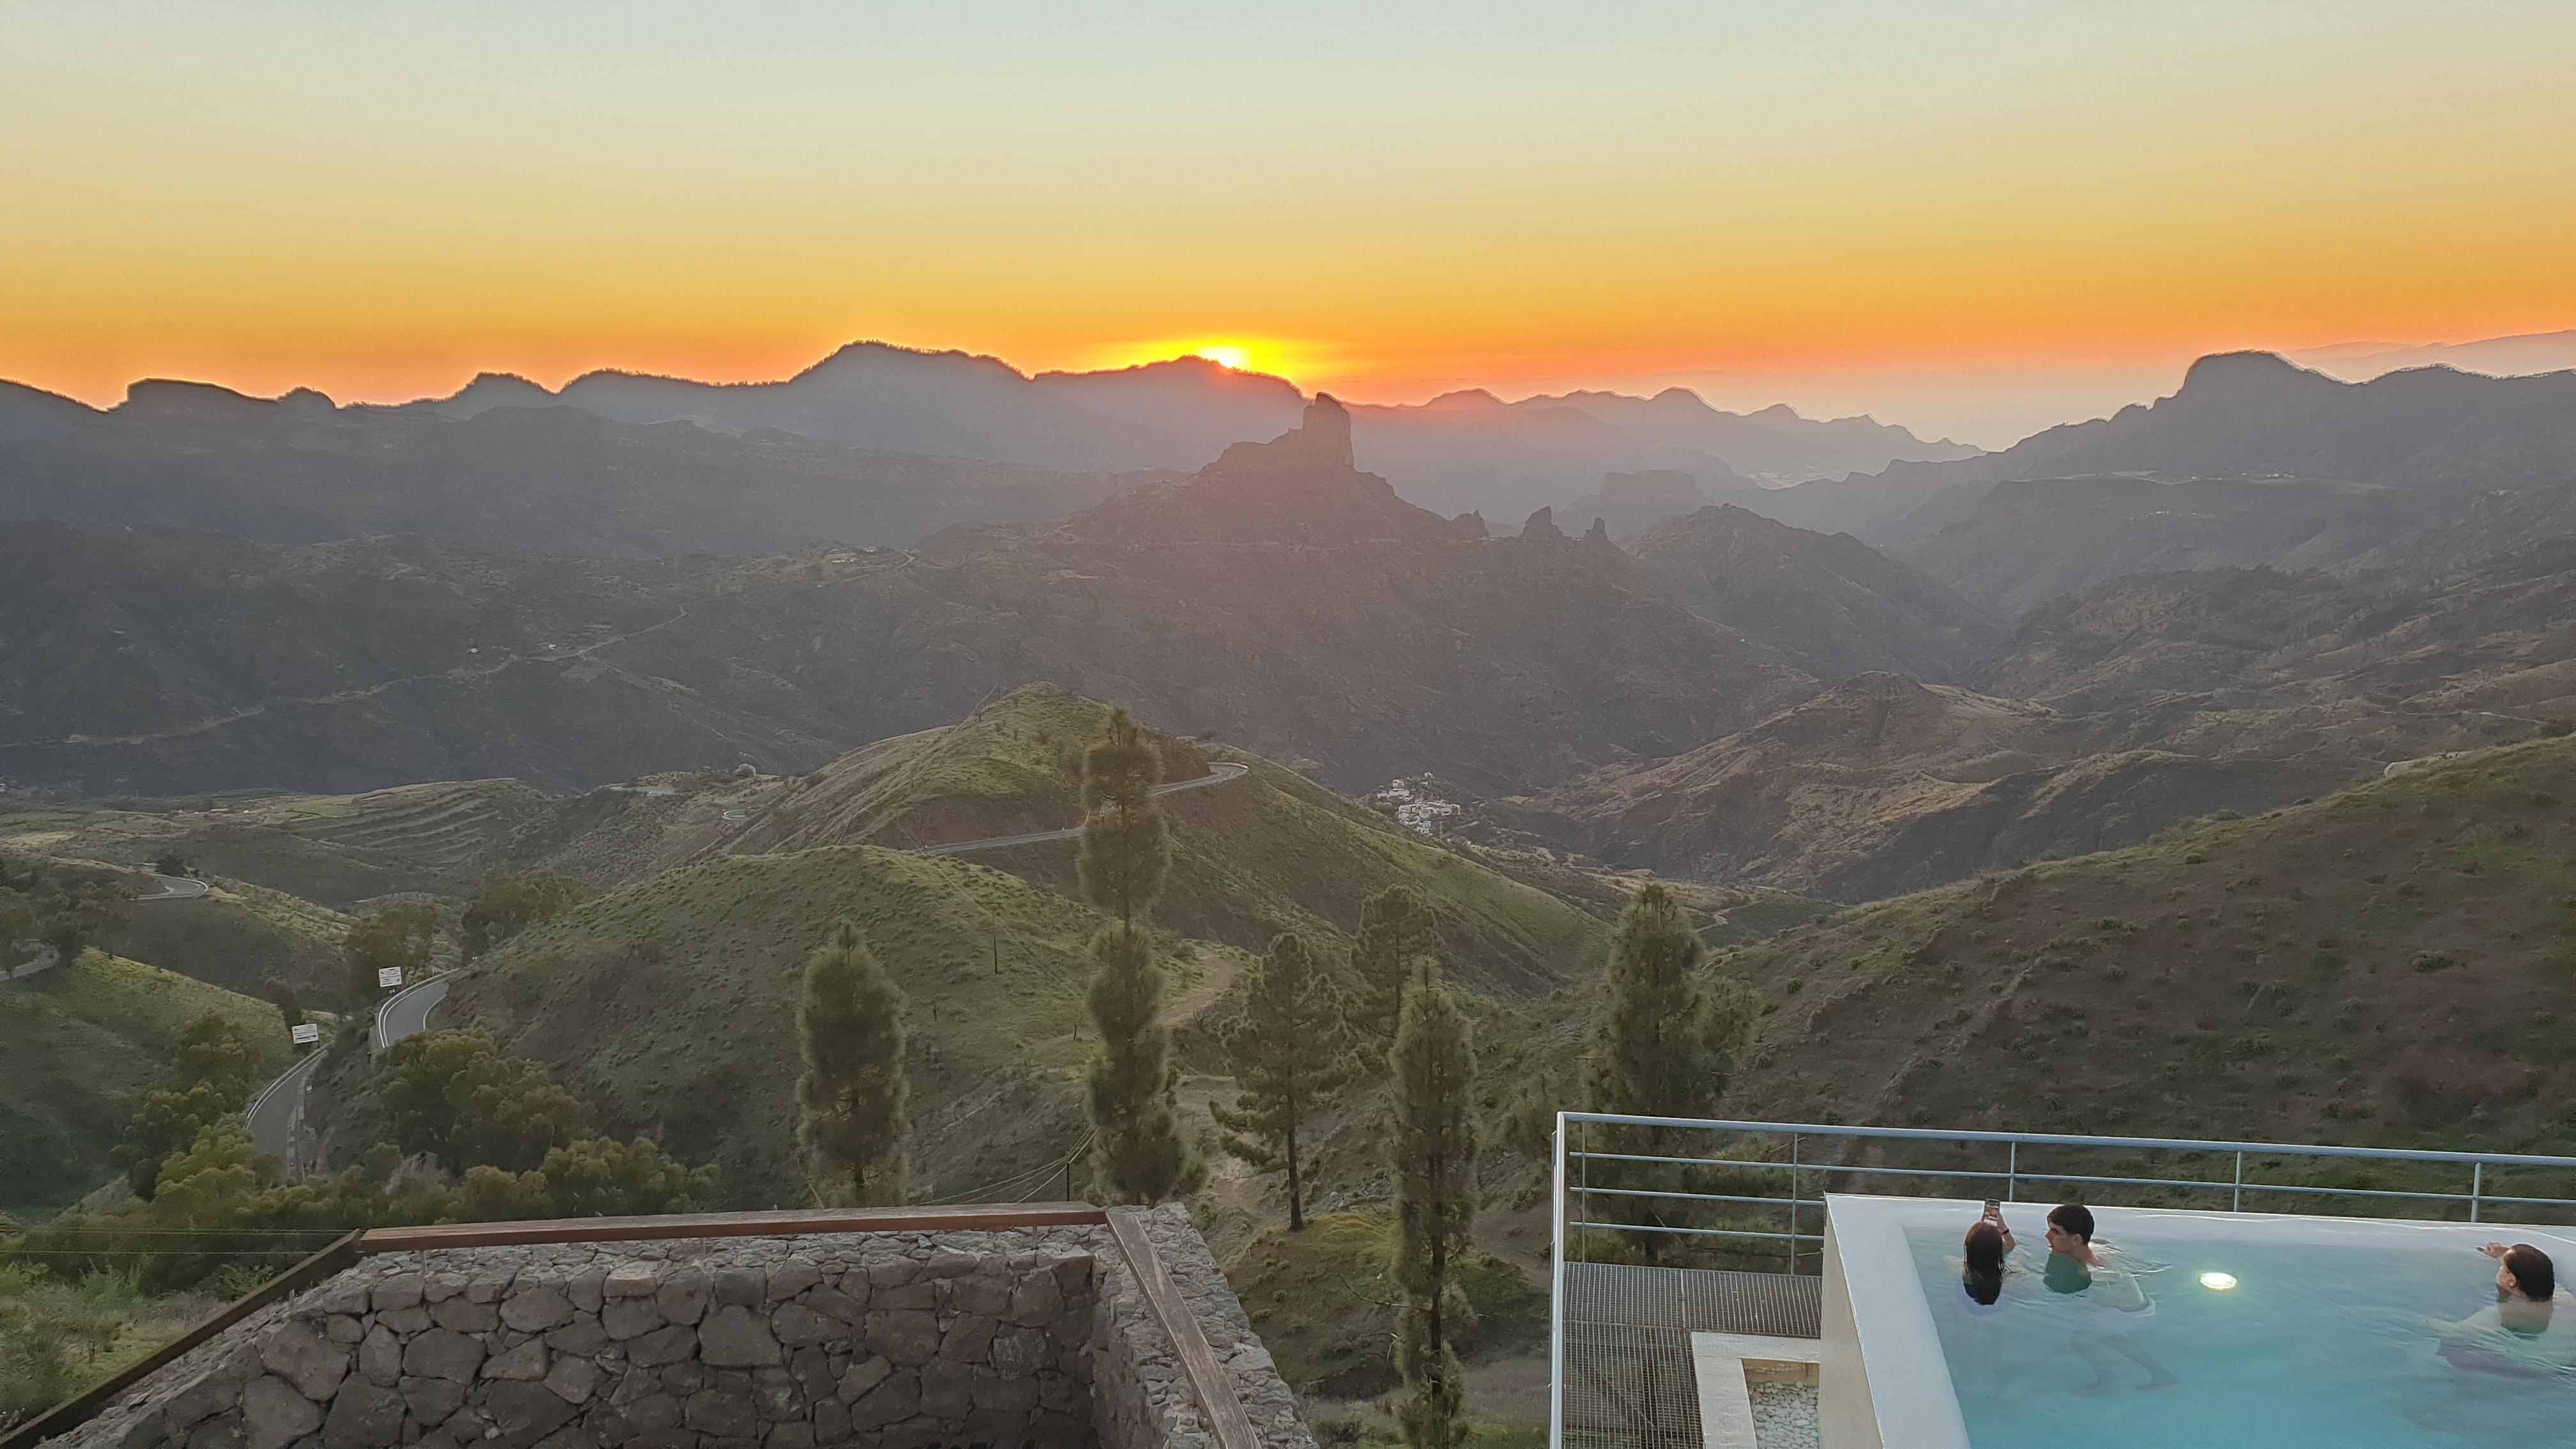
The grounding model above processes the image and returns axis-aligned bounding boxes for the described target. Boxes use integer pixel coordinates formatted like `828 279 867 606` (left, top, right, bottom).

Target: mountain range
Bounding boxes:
0 342 1974 557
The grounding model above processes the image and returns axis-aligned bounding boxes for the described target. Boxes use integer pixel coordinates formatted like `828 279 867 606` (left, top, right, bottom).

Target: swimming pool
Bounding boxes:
1822 1194 2576 1448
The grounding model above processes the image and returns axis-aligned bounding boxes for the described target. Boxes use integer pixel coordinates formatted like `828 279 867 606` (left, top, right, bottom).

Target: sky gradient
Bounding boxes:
4 1 2572 445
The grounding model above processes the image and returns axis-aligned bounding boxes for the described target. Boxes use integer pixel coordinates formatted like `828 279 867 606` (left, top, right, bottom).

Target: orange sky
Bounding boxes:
4 3 2572 445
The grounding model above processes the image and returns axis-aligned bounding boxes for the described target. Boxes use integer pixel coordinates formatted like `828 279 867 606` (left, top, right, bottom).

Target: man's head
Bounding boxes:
2044 1202 2096 1255
2499 1244 2556 1304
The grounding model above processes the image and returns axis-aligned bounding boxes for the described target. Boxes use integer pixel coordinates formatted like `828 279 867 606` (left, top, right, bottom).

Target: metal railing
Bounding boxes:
1545 1111 2576 1449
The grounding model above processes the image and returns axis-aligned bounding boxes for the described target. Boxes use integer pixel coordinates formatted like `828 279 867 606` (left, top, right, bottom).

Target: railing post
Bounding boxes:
1579 1117 1590 1264
1788 1132 1800 1275
1549 1113 1567 1449
2470 1162 2483 1224
2005 1140 2017 1203
2232 1151 2245 1213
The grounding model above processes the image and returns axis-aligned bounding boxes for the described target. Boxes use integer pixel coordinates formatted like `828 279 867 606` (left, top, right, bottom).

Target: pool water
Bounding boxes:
1903 1218 2576 1446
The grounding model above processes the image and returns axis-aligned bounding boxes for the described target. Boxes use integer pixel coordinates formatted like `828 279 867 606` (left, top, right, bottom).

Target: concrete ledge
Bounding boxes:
1690 1333 1820 1449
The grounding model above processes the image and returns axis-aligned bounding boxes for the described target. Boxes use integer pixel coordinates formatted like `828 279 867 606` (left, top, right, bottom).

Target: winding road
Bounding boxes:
236 756 1251 1170
917 762 1248 855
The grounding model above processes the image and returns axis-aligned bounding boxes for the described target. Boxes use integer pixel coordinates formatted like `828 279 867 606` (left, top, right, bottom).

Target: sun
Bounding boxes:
1093 335 1308 381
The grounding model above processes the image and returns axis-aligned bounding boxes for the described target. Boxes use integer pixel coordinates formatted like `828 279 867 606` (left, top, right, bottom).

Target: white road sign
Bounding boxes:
378 966 404 988
291 1022 321 1045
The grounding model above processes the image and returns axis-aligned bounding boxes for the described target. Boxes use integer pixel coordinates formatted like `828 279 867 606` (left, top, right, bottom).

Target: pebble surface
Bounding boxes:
1748 1379 1819 1449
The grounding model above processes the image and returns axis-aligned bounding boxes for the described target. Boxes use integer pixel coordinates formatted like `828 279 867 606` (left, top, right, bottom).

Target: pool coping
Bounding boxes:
1820 1192 2576 1449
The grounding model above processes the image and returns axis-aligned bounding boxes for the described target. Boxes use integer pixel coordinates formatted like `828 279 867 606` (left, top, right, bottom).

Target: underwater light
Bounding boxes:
2199 1271 2239 1291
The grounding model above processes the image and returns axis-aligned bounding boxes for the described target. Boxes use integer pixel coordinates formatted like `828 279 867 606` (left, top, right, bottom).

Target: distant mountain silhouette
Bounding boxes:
395 341 1977 519
1553 469 1723 540
0 378 1158 557
2290 329 2576 383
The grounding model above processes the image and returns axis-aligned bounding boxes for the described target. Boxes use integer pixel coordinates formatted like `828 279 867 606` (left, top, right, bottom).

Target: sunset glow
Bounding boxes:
3 4 2572 442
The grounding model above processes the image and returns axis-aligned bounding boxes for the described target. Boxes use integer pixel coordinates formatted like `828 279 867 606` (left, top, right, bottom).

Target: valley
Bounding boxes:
10 344 2576 1443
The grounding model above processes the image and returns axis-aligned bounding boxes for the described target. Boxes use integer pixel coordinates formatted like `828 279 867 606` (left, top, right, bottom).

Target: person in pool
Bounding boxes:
1955 1200 2021 1310
2430 1242 2576 1379
2041 1203 2180 1394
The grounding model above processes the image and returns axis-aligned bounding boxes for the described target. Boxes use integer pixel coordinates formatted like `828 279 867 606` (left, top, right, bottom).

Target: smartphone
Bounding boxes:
1984 1199 2002 1212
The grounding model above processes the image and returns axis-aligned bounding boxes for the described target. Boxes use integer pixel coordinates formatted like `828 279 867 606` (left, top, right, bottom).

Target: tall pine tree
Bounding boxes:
1349 884 1441 1066
1212 932 1349 1230
1588 883 1751 1254
1078 707 1192 1202
1390 962 1476 1449
795 920 909 1205
1077 707 1170 931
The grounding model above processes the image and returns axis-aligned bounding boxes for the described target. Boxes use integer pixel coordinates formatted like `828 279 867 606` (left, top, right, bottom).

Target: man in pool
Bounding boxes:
2430 1241 2576 1378
2041 1202 2181 1393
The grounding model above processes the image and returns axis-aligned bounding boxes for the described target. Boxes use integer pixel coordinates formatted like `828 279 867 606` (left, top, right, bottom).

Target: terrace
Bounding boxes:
1546 1113 2576 1449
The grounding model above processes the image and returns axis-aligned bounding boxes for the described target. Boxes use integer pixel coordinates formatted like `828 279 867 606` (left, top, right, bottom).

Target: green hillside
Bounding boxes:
110 880 350 999
732 685 1703 993
445 843 1241 1206
0 953 290 1213
1710 737 2576 1156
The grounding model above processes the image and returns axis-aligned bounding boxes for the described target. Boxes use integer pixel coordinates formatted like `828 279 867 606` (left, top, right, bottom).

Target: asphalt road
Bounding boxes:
919 762 1248 855
374 974 450 1053
245 1047 326 1179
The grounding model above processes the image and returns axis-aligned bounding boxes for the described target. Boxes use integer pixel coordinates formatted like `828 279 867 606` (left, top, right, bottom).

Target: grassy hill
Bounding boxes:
445 843 1229 1206
1704 737 2576 1157
726 686 1823 993
0 953 290 1213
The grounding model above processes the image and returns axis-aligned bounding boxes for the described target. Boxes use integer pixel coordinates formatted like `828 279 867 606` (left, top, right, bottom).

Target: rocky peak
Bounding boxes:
1070 392 1451 545
1521 506 1565 540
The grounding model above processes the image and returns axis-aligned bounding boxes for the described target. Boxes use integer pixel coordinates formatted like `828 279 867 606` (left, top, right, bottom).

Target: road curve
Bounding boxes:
245 1048 326 1178
137 873 210 901
919 762 1249 856
374 975 449 1054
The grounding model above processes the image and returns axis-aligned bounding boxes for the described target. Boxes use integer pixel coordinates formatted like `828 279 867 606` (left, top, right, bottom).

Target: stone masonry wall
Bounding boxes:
1085 1210 1311 1449
47 1215 1315 1449
53 1230 1100 1449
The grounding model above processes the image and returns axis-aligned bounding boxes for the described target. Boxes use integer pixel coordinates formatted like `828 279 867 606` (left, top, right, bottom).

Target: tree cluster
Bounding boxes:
376 1031 592 1173
0 854 130 969
459 870 592 961
340 902 438 1008
112 1013 262 1199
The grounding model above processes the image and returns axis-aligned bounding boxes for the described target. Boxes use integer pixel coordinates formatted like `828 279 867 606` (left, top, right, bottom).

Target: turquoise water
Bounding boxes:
1905 1222 2576 1446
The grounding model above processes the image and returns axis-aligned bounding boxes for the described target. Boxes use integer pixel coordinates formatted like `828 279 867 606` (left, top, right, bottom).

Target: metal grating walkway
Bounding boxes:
1560 1265 1820 1449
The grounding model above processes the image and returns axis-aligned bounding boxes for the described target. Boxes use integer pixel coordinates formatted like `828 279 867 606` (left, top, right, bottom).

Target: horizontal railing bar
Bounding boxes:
1567 1220 1820 1242
1555 1112 2576 1170
1570 1185 1801 1208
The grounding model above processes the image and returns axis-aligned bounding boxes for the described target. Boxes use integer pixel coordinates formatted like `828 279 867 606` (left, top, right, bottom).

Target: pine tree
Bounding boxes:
1077 707 1170 931
1589 884 1751 1119
1390 962 1476 1449
1084 926 1190 1203
1211 932 1350 1230
1077 707 1191 1202
1586 883 1752 1255
795 920 909 1205
1349 884 1441 1066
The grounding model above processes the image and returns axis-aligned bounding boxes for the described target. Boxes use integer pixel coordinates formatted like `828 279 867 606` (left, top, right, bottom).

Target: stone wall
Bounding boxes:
45 1214 1315 1449
1086 1210 1308 1449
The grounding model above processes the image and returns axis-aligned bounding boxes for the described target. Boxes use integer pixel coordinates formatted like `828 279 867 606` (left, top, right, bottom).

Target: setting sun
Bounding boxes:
1195 345 1251 372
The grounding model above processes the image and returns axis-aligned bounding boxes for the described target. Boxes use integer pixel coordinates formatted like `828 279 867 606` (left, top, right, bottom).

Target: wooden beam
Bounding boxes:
358 1202 1107 1254
1106 1208 1266 1449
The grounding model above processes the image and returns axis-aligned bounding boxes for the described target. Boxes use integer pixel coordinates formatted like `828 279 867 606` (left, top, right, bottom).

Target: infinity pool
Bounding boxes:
1826 1195 2576 1447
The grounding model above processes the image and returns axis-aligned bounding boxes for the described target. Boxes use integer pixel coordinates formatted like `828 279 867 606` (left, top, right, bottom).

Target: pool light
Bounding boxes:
2198 1271 2239 1291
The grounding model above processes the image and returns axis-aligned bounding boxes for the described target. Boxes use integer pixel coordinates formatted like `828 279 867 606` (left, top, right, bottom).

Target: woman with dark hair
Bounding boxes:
1956 1200 2020 1313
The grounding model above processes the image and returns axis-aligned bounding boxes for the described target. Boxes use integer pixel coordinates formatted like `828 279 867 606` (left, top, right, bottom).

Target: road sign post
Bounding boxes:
378 967 404 989
291 1022 320 1045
